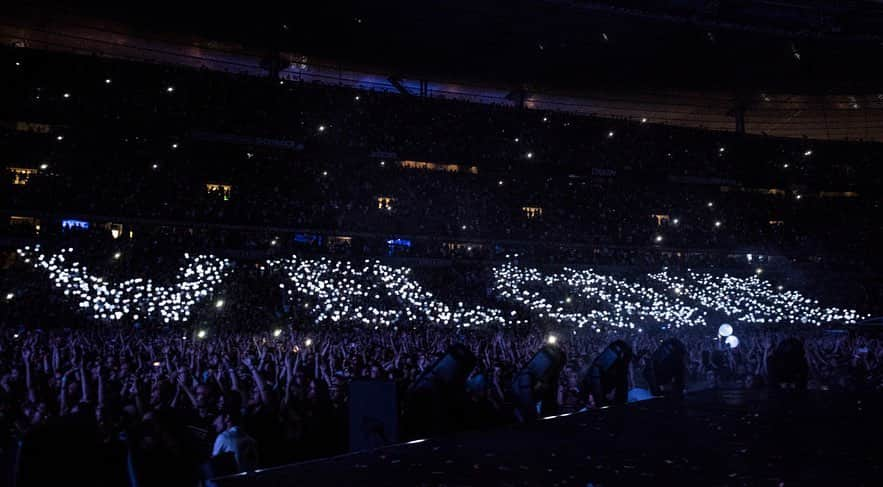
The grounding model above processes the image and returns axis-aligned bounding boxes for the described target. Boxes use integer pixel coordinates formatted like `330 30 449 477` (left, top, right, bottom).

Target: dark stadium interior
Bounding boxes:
0 2 881 486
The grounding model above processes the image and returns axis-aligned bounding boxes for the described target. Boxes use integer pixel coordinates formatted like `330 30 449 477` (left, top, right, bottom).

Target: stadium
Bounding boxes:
1 2 881 485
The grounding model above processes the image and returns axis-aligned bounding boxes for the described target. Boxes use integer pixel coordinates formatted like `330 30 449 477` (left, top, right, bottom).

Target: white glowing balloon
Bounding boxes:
718 324 733 337
725 335 739 349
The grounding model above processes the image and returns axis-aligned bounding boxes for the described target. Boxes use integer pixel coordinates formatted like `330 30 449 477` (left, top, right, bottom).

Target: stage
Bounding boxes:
215 389 883 486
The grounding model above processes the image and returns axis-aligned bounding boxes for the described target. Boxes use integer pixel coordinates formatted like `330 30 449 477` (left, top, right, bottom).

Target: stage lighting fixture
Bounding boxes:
407 343 476 435
581 340 633 407
769 338 808 390
512 343 566 422
643 338 687 397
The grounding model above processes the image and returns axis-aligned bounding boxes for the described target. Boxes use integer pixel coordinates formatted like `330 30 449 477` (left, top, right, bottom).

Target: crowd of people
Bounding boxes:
2 47 881 265
1 316 880 484
0 45 881 486
0 240 880 485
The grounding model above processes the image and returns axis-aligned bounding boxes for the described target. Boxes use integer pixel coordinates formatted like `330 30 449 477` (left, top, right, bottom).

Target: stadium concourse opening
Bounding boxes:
1 1 882 486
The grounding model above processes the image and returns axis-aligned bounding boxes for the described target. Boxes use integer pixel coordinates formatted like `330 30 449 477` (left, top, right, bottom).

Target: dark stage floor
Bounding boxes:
215 389 883 486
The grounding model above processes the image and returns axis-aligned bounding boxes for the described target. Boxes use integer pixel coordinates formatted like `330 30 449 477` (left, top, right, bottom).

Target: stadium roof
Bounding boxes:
5 2 883 141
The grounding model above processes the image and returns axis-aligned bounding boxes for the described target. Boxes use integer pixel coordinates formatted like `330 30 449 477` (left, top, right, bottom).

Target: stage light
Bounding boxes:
5 293 13 300
725 335 739 348
498 180 504 186
804 150 812 156
40 163 49 170
318 125 326 132
641 117 647 123
707 202 714 207
719 147 725 153
715 221 722 227
63 93 70 98
643 338 687 397
755 268 763 275
655 235 663 243
215 299 224 308
407 344 476 434
152 361 161 367
354 95 360 101
56 136 64 141
546 334 558 345
526 152 533 159
512 344 566 421
273 329 283 337
322 171 328 176
304 338 313 346
769 338 808 389
672 218 679 224
113 252 121 260
152 164 159 170
581 340 633 406
105 78 112 84
166 86 175 93
542 117 548 122
607 131 614 138
171 143 178 149
197 330 207 339
514 137 520 142
718 324 733 336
